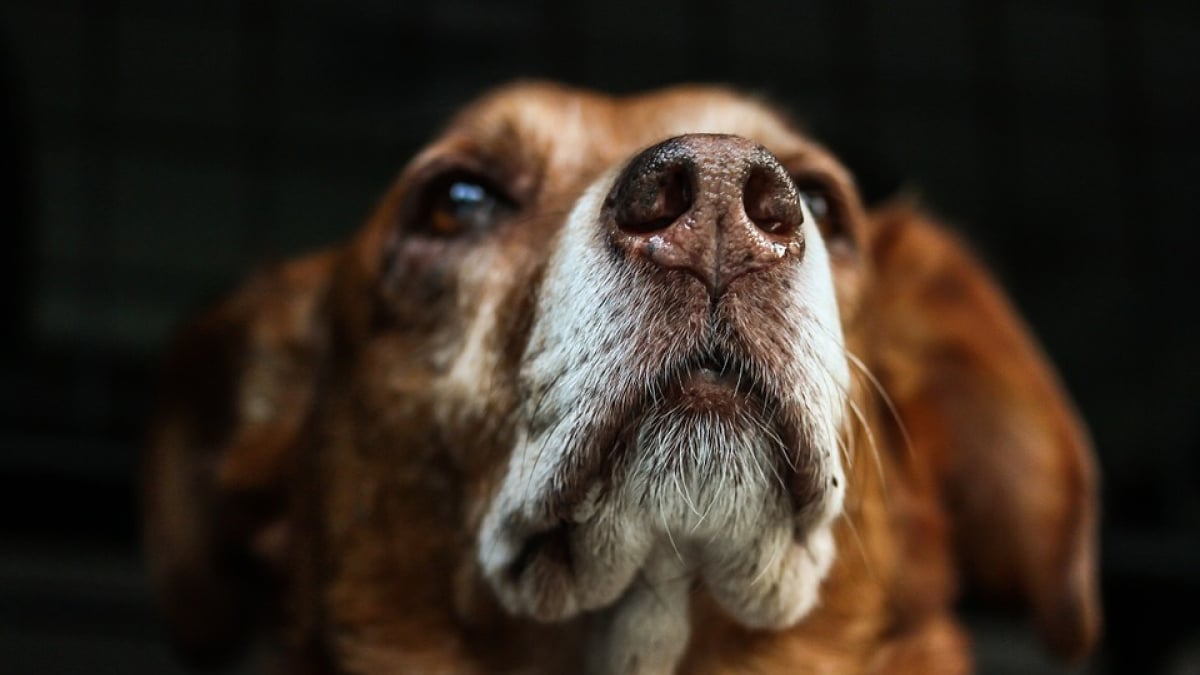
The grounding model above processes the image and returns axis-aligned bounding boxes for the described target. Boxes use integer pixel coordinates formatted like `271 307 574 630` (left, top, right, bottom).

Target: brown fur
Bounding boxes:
144 82 1099 673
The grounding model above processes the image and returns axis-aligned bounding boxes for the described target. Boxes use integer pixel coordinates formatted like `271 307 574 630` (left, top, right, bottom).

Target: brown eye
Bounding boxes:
800 189 830 225
418 174 510 237
793 180 848 246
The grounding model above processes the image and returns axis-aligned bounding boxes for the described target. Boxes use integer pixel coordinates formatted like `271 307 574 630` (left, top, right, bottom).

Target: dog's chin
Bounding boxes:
479 370 843 632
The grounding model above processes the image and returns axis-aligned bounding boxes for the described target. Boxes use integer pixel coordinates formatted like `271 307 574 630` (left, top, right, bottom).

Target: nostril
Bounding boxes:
743 166 800 237
615 164 693 234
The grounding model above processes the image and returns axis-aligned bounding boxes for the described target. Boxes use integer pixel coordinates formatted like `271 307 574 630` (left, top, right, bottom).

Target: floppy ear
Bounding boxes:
865 203 1100 661
142 251 335 665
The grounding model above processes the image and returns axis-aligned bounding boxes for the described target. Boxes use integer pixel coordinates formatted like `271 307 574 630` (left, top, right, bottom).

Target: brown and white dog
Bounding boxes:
144 82 1100 674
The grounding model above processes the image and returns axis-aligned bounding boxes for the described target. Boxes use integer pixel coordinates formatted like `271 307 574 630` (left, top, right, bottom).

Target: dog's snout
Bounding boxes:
607 134 806 296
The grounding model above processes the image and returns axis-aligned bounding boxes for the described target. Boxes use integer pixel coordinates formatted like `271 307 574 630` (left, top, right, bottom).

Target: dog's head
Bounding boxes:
145 82 1099 673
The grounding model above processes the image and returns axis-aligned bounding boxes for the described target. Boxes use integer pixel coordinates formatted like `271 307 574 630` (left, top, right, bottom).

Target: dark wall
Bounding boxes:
1 1 1197 673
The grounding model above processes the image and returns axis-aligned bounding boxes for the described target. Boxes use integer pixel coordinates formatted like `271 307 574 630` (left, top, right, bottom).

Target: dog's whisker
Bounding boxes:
840 502 879 586
844 349 916 464
748 531 787 587
661 498 685 565
846 394 888 507
674 464 702 520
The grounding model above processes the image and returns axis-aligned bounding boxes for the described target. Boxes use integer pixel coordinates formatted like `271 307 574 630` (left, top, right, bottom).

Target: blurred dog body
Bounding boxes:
144 82 1099 674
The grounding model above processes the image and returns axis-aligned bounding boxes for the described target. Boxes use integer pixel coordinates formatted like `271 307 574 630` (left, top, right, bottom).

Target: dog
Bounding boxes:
143 82 1100 674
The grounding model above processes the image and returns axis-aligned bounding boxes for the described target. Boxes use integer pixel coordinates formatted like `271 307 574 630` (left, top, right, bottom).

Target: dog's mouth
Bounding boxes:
480 334 840 622
642 346 799 460
664 352 758 405
553 346 793 508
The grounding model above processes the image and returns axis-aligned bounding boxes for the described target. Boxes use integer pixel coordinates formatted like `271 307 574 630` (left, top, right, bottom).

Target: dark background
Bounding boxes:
1 1 1197 673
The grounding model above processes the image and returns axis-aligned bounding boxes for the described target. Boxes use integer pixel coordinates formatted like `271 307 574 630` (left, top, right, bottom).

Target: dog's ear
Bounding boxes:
142 251 335 665
865 203 1100 662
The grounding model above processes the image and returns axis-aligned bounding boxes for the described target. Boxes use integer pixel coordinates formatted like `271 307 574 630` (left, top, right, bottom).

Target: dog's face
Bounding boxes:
380 85 856 622
146 83 1100 674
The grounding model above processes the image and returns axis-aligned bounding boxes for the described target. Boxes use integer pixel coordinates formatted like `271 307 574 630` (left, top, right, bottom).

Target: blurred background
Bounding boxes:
0 0 1197 673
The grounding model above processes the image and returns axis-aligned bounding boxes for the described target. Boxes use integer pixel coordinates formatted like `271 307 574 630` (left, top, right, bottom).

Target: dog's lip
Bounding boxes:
661 352 761 402
693 353 734 382
506 350 804 596
539 351 779 514
506 350 807 591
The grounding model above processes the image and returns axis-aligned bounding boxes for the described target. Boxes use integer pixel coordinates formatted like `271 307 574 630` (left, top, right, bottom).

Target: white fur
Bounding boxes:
478 169 849 672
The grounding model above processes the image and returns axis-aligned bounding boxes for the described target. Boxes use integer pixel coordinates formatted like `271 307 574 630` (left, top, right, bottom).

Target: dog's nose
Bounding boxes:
606 134 806 296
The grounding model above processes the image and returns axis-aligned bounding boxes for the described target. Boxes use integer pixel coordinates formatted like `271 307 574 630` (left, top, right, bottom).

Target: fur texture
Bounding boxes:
144 82 1100 674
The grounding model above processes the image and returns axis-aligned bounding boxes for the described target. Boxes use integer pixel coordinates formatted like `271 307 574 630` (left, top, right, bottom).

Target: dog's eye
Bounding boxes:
800 190 830 224
417 174 511 237
795 182 852 251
